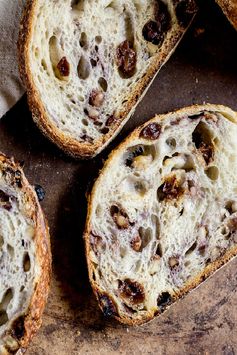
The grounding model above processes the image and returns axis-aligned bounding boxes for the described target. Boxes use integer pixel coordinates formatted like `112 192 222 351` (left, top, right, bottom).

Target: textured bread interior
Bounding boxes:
27 0 189 147
87 106 237 323
0 165 37 348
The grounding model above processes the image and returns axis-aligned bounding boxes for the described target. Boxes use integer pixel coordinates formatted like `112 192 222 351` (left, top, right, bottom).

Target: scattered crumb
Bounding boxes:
194 27 205 37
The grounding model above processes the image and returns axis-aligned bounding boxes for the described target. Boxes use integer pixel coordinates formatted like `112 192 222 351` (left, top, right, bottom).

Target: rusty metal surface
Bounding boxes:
1 1 237 354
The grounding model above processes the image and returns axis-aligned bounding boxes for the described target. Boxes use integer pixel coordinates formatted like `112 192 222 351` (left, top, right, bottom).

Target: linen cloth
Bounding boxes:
0 0 25 118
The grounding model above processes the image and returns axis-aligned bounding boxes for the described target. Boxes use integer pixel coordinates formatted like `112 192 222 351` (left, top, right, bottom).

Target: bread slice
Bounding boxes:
18 0 197 159
84 104 237 325
0 154 51 354
216 0 237 30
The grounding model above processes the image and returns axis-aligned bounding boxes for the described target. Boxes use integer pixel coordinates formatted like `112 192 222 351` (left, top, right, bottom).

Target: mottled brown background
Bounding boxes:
1 0 237 354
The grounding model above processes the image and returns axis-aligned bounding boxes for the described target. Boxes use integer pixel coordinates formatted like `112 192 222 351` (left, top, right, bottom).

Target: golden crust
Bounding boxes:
216 0 237 30
18 0 197 159
0 154 51 354
84 104 237 326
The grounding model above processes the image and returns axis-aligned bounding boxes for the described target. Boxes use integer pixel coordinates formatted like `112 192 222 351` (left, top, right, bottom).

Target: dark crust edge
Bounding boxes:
216 0 237 30
84 104 237 325
0 153 52 354
18 0 197 159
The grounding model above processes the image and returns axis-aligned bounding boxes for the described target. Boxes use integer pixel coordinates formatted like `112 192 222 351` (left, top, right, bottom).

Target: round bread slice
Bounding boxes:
0 154 51 354
85 104 237 325
18 0 197 158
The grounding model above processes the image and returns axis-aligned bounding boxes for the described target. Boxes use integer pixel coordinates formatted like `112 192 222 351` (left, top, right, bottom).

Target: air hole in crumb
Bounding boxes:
0 235 3 250
90 58 97 67
157 292 172 311
184 260 191 267
95 205 102 217
120 246 127 258
205 166 219 181
0 311 8 326
185 241 197 256
82 119 89 126
7 244 14 258
20 286 25 292
192 122 214 164
0 288 13 325
78 95 85 102
79 32 87 48
23 252 31 272
225 201 236 214
71 0 80 7
166 138 176 149
41 59 47 71
105 1 117 10
138 227 152 250
34 47 39 58
155 243 162 257
78 56 90 79
98 77 108 92
134 181 147 196
95 35 102 44
221 226 228 235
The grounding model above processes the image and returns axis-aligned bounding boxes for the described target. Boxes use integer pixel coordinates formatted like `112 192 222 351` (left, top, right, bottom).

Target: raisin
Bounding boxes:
57 57 70 77
155 0 171 32
227 218 237 233
0 190 10 203
125 146 144 167
130 235 142 252
34 184 45 202
143 1 171 45
110 205 131 229
116 40 136 78
140 123 161 140
98 294 117 317
12 316 25 340
199 142 213 165
142 21 164 45
157 176 184 201
175 0 197 27
0 190 12 211
80 134 94 143
89 90 104 107
119 279 145 304
106 115 116 126
157 292 172 311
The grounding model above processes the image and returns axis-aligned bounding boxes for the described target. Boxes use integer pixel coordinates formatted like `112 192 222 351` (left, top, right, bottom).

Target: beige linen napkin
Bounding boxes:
0 0 25 118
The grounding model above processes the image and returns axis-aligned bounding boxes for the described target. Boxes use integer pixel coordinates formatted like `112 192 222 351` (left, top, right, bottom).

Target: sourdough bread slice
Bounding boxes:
18 0 197 159
0 154 51 354
85 104 237 325
216 0 237 30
